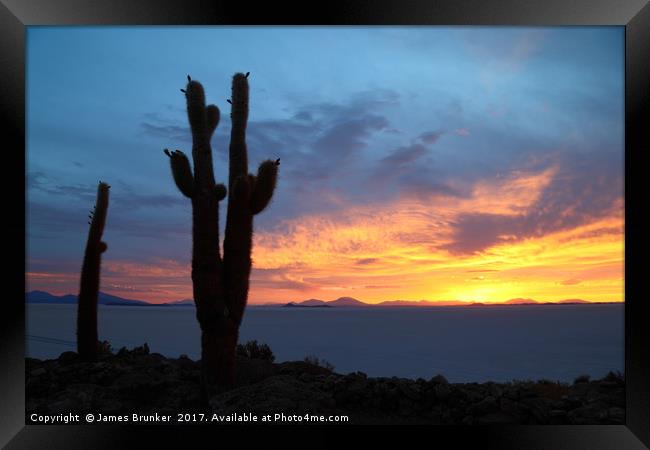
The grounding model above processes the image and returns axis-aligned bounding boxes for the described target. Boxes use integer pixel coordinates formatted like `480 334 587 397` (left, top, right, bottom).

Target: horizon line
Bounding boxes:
25 290 624 307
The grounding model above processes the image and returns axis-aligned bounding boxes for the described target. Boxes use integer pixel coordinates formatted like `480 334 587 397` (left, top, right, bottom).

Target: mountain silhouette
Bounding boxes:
27 290 608 308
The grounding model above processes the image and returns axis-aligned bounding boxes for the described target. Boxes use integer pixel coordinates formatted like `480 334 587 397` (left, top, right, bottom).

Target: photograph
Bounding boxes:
24 25 627 426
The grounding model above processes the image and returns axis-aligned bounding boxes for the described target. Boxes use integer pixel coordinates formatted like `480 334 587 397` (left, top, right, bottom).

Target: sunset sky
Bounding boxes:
26 26 624 304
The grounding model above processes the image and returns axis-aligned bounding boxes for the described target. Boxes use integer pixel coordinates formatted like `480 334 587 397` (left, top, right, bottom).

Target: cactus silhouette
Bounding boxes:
164 73 278 388
77 181 110 359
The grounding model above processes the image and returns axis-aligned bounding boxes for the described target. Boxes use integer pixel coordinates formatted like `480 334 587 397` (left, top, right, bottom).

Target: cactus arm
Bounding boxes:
186 79 208 147
184 79 217 189
222 72 255 327
214 183 227 201
77 181 110 360
164 149 195 198
206 104 220 138
250 159 279 215
228 73 250 190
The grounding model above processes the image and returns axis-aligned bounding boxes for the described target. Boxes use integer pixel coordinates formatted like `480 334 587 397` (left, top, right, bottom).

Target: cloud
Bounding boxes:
251 268 314 292
418 131 443 145
28 171 97 202
364 284 400 289
442 212 520 255
27 195 190 252
140 89 397 217
27 150 623 305
356 258 378 265
301 114 389 179
441 153 623 255
366 139 467 202
379 143 428 166
244 162 622 303
27 201 89 235
28 172 185 211
560 278 582 286
141 122 190 143
462 29 547 88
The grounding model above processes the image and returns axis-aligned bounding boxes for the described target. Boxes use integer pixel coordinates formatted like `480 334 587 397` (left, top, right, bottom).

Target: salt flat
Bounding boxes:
26 303 623 383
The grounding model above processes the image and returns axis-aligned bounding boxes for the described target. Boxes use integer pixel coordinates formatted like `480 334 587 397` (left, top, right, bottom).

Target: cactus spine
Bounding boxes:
164 73 278 388
77 181 110 360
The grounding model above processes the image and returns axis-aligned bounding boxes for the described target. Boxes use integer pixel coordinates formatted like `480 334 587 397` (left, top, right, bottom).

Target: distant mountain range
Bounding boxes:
26 291 613 308
502 298 591 305
25 291 194 307
285 297 366 308
282 297 608 308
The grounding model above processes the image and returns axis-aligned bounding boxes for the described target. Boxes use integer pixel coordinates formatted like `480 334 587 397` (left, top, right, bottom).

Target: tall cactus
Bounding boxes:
77 181 110 360
164 73 278 387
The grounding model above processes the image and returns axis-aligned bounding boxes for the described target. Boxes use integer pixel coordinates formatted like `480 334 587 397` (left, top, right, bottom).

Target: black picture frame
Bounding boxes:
2 0 648 447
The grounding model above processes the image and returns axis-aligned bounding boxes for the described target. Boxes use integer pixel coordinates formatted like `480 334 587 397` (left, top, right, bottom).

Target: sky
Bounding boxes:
26 26 624 304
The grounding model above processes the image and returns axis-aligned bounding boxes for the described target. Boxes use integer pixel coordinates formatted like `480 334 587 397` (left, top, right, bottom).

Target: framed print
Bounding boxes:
2 0 649 448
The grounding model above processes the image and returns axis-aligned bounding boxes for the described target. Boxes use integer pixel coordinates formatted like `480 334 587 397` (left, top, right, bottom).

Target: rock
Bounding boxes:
464 387 484 403
398 398 414 416
58 351 78 364
467 395 498 416
519 386 538 399
520 397 553 423
607 406 625 423
112 370 168 402
30 368 47 377
462 415 474 425
49 384 97 413
26 376 51 397
320 396 336 409
236 357 277 385
561 394 583 409
502 386 518 400
430 374 449 385
100 399 126 415
348 371 367 380
278 361 334 376
500 397 528 422
487 384 503 398
573 374 591 384
210 376 334 416
549 409 568 424
434 384 451 401
475 412 516 425
25 352 626 425
568 401 610 424
400 382 421 401
427 405 443 422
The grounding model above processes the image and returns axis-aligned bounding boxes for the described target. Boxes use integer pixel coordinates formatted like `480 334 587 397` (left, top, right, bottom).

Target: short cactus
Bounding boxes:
164 73 278 388
77 181 110 360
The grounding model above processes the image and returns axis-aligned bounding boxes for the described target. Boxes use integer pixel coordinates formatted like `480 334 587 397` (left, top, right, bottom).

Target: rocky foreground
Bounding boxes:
26 345 625 425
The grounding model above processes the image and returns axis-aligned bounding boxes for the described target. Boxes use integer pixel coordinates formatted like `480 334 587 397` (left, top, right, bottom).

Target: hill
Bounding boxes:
26 291 150 306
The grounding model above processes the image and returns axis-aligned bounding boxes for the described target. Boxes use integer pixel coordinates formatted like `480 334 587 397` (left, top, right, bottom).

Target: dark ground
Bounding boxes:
26 344 625 425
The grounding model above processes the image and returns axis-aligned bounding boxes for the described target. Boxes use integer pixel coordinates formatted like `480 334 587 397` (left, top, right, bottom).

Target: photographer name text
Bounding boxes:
29 412 349 424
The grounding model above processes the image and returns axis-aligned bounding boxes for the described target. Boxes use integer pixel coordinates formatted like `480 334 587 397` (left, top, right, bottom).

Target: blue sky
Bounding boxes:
26 26 624 303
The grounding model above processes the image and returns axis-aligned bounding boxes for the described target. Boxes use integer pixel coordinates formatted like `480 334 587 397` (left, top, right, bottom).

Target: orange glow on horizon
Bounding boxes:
27 167 624 305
